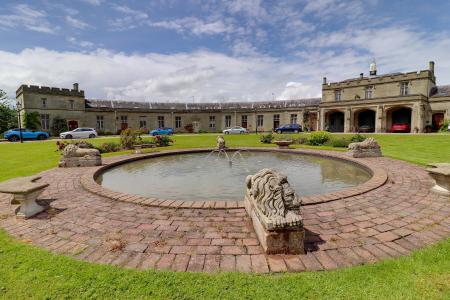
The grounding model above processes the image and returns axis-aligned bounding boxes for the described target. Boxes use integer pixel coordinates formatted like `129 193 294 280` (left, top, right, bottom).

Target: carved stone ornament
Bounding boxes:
347 137 382 158
59 144 102 168
244 168 304 254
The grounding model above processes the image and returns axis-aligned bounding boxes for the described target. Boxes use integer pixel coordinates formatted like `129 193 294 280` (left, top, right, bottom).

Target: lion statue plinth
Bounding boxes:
59 144 102 168
244 168 304 254
347 138 382 158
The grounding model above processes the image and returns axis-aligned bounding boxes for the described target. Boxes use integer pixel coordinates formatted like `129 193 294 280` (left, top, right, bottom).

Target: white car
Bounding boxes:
223 126 248 134
60 128 98 139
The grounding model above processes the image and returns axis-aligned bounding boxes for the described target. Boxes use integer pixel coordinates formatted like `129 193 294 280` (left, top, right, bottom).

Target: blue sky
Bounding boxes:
1 0 450 101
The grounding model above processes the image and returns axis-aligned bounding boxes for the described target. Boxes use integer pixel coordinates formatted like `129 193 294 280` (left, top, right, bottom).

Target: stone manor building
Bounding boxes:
16 61 450 134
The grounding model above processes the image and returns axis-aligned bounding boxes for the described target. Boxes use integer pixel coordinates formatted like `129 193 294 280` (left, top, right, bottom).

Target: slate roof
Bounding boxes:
85 98 321 111
430 85 450 97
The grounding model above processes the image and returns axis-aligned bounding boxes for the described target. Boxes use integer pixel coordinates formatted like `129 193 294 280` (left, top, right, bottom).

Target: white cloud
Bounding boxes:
80 0 103 5
0 4 57 34
112 5 148 20
66 16 90 29
67 37 95 48
149 17 235 36
109 4 149 30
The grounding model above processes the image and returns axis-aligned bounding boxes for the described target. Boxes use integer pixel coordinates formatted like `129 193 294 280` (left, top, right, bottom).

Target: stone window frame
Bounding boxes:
225 115 232 128
96 115 104 130
69 100 75 110
241 115 248 127
335 89 342 101
209 115 216 128
139 116 147 129
175 116 182 128
290 114 297 124
400 82 409 96
40 114 50 130
365 86 374 99
257 114 264 127
157 116 165 128
273 114 280 129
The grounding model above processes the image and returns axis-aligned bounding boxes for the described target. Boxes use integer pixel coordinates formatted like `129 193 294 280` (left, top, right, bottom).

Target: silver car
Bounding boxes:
222 126 248 134
60 128 98 139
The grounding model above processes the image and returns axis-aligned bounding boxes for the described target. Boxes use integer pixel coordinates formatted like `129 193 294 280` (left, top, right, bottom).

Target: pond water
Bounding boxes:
97 151 371 201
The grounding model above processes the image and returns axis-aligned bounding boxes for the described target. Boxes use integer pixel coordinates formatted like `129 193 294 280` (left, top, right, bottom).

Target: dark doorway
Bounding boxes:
68 120 78 131
356 110 375 132
432 113 444 131
327 111 344 132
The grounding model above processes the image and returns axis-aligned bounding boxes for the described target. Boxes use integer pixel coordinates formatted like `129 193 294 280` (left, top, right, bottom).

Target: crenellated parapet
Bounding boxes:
323 70 435 91
16 84 85 98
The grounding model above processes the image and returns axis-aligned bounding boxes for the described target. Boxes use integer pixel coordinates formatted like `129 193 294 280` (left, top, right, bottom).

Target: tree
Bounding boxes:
0 89 17 134
24 111 41 130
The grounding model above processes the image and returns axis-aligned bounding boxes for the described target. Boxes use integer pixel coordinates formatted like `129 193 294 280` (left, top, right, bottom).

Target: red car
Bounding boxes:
391 123 410 133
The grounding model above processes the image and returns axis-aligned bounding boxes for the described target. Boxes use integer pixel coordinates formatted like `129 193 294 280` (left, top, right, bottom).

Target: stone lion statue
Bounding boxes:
59 144 101 167
348 138 382 158
245 168 302 229
63 144 100 158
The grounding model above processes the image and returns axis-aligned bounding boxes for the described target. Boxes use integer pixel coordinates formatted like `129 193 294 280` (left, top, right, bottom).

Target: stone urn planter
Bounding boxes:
274 140 293 149
427 163 450 196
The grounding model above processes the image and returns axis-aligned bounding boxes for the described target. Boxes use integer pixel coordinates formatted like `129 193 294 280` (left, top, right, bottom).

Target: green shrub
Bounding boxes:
120 128 142 149
260 133 274 144
350 133 367 142
98 142 121 153
198 129 208 134
152 135 173 147
274 134 293 141
439 119 449 132
329 138 350 148
307 131 331 145
50 116 68 136
24 111 41 130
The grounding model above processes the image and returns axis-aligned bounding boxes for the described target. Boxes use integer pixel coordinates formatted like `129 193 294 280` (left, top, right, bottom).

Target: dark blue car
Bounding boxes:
4 128 49 142
274 124 302 134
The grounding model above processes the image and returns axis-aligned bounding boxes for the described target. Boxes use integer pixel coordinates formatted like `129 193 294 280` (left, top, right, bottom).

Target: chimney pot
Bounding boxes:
360 73 364 79
429 61 435 73
73 83 79 92
323 77 327 84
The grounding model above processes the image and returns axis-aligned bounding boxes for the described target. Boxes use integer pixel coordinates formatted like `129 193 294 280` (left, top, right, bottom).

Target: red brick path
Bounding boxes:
0 152 449 273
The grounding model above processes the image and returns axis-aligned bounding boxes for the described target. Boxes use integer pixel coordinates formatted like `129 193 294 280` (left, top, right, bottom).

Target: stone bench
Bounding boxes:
427 163 450 196
0 175 49 218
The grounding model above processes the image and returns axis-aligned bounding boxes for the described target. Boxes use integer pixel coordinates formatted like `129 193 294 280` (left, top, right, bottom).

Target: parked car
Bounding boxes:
4 128 49 142
274 124 302 134
358 125 374 133
150 128 174 136
60 128 98 139
223 126 248 134
391 123 410 133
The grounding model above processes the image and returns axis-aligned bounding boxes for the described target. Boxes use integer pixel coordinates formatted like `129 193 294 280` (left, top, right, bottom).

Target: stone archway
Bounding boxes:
326 111 344 132
354 109 376 132
386 107 412 132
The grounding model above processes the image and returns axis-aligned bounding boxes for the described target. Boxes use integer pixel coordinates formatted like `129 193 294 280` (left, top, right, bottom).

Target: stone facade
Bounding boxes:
16 61 450 134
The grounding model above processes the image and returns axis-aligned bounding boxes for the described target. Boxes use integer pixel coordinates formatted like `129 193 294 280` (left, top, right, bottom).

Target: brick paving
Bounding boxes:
0 150 449 273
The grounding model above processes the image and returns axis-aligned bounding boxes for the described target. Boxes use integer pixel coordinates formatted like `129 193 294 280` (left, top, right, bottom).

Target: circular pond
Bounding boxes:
96 151 372 202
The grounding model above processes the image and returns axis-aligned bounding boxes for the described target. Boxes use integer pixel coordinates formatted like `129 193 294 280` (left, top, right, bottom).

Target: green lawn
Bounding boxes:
0 133 449 299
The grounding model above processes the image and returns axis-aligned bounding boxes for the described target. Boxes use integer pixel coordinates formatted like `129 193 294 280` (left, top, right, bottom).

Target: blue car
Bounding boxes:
274 124 302 134
150 127 174 136
4 128 50 142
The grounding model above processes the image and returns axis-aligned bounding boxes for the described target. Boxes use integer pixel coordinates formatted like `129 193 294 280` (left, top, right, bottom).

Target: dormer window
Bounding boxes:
41 98 47 108
335 89 342 101
400 82 409 96
365 86 374 99
69 100 74 110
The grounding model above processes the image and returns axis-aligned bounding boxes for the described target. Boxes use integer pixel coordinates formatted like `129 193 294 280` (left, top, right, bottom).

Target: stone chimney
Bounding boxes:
429 61 435 74
323 77 327 84
73 83 79 92
360 73 364 79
